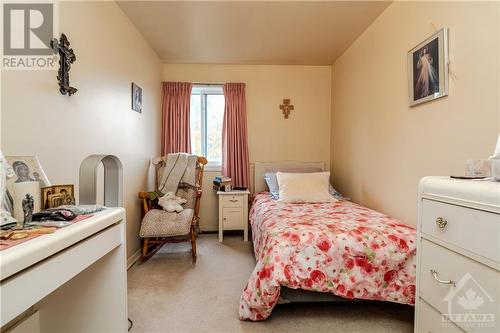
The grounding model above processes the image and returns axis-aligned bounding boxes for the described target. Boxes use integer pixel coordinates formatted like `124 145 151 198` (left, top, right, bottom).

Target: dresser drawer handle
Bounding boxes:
430 269 455 287
229 199 239 202
435 217 448 229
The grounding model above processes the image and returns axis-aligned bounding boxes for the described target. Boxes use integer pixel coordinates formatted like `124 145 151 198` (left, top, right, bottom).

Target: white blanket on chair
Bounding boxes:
158 153 197 195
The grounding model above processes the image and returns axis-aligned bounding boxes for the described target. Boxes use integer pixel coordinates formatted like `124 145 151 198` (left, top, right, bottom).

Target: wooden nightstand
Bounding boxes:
217 190 250 242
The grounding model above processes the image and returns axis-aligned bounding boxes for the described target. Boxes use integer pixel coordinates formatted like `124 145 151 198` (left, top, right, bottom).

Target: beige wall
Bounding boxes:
163 64 332 230
1 1 163 258
331 1 500 226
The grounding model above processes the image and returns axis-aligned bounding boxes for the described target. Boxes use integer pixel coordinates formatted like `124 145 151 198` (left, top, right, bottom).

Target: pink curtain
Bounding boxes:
161 82 193 155
222 83 250 188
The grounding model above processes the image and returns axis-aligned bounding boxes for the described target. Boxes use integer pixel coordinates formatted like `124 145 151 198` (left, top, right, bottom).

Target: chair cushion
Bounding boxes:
140 208 194 238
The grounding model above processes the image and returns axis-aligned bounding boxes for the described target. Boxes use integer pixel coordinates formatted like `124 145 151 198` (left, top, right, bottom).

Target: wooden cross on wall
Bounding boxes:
279 99 294 119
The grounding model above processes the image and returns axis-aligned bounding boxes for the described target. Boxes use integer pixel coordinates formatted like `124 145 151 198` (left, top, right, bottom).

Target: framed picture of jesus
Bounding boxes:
408 28 449 107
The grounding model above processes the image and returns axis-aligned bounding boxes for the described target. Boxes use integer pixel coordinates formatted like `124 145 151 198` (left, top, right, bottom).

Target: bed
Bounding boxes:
239 162 416 321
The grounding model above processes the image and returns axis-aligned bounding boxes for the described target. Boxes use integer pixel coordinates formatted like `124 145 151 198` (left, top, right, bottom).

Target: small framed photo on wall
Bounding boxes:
131 82 143 113
408 28 449 107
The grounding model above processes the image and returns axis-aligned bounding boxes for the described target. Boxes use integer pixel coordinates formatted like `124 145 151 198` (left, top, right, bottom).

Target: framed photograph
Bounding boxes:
41 186 54 210
408 28 449 107
6 156 50 197
42 184 75 209
131 82 143 113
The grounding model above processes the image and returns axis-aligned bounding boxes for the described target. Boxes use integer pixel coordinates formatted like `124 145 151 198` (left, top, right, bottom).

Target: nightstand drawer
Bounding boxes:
223 208 243 229
421 199 500 262
221 195 244 208
419 239 500 328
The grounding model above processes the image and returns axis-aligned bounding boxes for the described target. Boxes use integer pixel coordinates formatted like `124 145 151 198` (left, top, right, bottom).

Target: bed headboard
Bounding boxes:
253 161 325 193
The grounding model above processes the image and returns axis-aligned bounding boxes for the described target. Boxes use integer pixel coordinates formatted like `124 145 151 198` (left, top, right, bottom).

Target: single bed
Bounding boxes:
239 162 416 321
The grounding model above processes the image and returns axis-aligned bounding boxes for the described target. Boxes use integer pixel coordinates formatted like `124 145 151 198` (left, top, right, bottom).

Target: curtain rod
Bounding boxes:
192 82 223 86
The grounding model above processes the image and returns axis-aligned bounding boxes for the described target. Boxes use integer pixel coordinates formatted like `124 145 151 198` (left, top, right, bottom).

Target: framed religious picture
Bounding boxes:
52 184 75 205
131 82 143 113
42 184 75 209
408 28 449 107
41 186 54 210
5 156 50 197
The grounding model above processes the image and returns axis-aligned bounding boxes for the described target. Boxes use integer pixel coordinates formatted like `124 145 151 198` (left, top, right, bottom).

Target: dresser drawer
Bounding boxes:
222 208 244 229
418 299 465 333
221 195 244 208
419 239 500 332
421 199 500 262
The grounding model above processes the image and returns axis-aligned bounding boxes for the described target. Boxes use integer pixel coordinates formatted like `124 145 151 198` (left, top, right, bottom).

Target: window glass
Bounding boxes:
206 94 224 163
190 93 202 157
189 86 224 165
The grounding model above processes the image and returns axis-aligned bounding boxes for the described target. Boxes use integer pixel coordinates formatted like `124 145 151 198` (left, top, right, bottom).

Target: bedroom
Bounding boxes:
0 1 499 333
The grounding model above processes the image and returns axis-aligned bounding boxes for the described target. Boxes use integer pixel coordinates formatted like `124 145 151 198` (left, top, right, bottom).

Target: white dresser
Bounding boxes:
416 177 500 333
0 208 128 332
218 190 250 242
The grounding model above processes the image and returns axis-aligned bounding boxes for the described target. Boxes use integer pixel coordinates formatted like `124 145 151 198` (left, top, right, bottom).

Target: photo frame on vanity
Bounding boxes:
5 156 50 197
41 184 75 209
408 28 449 107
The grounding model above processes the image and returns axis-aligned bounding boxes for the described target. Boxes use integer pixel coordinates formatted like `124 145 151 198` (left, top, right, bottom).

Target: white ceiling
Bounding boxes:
117 1 391 65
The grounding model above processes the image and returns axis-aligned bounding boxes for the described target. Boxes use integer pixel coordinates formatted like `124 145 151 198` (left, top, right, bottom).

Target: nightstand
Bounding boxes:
217 190 250 242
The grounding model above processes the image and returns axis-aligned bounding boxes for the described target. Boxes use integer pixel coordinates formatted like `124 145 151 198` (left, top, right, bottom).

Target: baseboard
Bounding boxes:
127 248 141 270
199 230 218 234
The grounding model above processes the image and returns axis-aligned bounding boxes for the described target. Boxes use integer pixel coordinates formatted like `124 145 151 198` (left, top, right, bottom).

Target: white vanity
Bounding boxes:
415 177 500 333
0 208 128 332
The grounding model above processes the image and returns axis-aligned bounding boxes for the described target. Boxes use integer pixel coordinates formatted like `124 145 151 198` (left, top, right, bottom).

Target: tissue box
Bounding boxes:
465 159 491 177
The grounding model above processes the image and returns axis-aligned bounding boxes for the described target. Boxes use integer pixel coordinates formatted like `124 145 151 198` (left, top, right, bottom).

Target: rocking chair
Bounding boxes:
138 155 207 263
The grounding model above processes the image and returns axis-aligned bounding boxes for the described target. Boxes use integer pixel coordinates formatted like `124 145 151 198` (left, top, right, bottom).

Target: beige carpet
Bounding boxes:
128 234 414 333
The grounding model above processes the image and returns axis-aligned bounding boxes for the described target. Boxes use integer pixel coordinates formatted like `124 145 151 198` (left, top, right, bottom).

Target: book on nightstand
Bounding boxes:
214 176 231 183
213 176 233 192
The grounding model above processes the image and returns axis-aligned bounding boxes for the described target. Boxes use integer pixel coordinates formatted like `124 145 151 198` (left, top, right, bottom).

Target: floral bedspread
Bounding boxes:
239 193 416 321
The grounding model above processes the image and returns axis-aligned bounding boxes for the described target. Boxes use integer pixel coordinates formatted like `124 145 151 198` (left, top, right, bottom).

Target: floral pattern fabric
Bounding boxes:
239 193 416 321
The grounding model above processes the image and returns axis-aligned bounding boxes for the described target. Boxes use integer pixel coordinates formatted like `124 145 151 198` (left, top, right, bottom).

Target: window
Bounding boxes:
190 85 225 167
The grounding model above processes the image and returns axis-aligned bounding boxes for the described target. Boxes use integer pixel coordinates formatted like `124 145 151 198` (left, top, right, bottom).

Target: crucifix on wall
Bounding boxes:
50 33 77 96
279 99 294 119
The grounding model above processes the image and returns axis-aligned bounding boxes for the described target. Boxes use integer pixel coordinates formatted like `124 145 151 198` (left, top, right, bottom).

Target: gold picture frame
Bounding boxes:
41 184 75 209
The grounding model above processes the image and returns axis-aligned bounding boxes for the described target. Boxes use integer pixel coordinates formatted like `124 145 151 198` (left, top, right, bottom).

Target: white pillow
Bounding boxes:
276 172 334 203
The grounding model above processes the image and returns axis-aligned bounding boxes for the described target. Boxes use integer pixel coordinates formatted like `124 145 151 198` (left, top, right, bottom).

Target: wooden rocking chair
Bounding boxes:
138 155 207 263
